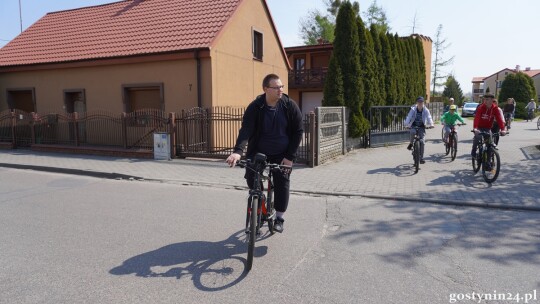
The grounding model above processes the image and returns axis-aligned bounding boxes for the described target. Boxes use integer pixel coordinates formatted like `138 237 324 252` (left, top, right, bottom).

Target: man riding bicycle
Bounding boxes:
525 98 537 122
502 98 515 129
440 104 466 144
226 74 304 233
471 93 506 157
405 96 434 164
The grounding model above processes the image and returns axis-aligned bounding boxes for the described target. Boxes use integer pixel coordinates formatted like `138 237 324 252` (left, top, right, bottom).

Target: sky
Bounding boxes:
1 0 539 94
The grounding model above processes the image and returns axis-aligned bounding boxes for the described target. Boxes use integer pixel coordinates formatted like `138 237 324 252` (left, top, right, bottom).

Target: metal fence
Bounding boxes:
173 107 315 166
369 106 411 147
0 109 170 150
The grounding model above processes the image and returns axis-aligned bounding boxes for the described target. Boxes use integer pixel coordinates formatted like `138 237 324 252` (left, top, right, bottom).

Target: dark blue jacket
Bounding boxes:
233 93 304 161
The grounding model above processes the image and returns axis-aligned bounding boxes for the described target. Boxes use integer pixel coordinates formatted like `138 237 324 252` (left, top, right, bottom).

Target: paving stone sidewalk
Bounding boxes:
1 121 539 209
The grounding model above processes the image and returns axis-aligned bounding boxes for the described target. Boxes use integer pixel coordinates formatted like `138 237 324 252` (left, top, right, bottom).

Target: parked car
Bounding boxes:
462 102 479 117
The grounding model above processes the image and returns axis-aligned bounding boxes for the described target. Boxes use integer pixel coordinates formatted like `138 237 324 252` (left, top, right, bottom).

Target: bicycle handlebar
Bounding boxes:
236 159 292 172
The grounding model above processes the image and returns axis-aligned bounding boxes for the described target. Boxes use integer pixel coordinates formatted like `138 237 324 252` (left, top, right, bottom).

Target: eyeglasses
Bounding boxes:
267 85 284 90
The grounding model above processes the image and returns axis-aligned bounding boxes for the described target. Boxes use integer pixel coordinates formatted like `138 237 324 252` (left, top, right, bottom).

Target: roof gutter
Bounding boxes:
195 49 202 108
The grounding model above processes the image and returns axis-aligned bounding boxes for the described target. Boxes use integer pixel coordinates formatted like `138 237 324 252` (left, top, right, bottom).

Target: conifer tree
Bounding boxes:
332 2 367 137
380 32 397 105
323 56 345 106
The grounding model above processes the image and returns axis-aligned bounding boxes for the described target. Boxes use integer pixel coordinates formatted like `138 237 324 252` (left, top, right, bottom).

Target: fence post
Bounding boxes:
122 112 127 149
182 109 188 153
315 107 321 166
31 112 37 145
205 107 211 153
169 112 176 158
341 106 347 154
309 111 316 167
10 111 16 148
74 112 80 146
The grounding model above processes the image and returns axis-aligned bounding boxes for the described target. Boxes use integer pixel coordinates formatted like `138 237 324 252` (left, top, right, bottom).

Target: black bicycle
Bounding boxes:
504 112 512 129
409 126 432 173
471 130 503 183
236 153 290 271
444 123 465 161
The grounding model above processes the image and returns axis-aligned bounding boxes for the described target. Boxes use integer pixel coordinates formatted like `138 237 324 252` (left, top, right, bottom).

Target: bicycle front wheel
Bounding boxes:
482 149 500 183
537 116 540 130
450 133 458 161
413 140 420 173
246 196 258 271
472 147 481 173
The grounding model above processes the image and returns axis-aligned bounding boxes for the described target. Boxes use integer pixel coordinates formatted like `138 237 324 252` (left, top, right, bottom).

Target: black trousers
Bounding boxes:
245 161 290 213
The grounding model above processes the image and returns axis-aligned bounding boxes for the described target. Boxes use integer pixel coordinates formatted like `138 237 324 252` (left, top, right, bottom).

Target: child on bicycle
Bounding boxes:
405 96 434 164
440 104 466 145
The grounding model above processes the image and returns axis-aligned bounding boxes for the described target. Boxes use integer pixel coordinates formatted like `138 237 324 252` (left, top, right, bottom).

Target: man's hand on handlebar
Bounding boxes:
226 153 241 167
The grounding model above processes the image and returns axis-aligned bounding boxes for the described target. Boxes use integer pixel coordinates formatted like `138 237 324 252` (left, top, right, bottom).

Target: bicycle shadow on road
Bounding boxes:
109 230 266 291
367 164 417 177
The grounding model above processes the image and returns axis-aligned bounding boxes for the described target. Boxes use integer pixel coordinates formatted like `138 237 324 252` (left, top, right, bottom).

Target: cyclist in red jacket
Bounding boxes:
471 93 506 157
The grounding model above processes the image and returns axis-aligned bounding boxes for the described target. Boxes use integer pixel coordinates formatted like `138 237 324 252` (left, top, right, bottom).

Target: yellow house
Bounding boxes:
0 0 290 114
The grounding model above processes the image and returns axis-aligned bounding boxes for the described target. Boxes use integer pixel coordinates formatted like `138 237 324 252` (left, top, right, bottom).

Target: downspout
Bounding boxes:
195 49 202 108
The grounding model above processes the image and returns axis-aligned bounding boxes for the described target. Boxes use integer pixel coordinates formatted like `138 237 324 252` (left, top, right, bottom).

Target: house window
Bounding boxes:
253 29 263 61
122 83 164 112
6 88 36 113
294 56 305 71
64 89 86 113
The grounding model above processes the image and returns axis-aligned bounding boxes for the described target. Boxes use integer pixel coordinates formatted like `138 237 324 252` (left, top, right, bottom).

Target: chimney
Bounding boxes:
515 65 521 72
526 67 531 71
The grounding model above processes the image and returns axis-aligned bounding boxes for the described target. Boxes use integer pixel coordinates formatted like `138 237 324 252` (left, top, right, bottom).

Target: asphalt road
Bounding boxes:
1 168 539 304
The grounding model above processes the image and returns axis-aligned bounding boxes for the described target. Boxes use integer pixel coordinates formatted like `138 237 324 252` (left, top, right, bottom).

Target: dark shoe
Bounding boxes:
407 143 413 150
273 217 284 233
420 159 426 164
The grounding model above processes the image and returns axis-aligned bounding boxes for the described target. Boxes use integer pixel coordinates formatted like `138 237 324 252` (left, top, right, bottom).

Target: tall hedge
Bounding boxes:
331 2 368 137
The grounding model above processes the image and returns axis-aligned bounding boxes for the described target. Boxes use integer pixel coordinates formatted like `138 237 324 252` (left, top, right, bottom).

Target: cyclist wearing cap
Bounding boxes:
443 97 455 113
440 104 466 144
471 94 506 157
405 96 434 164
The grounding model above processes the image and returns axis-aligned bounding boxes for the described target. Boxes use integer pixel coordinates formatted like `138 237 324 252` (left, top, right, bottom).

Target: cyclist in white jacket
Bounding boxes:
405 96 434 164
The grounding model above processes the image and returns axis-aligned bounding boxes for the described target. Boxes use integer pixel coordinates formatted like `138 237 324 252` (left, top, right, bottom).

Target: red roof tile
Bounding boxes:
0 0 242 66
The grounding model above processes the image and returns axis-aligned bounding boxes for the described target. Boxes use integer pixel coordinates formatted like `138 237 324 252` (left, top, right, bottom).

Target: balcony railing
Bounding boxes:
473 88 484 94
288 67 328 89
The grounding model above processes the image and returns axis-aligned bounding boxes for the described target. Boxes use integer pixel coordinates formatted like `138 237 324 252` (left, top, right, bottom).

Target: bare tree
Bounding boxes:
431 24 454 96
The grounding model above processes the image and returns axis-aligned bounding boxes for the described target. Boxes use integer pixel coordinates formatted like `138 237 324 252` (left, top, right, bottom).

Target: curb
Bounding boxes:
2 163 539 213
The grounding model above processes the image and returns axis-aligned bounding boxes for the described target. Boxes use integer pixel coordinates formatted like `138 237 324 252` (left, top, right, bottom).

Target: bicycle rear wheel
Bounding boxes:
413 140 420 173
482 149 500 183
246 196 258 271
472 146 481 173
450 133 458 161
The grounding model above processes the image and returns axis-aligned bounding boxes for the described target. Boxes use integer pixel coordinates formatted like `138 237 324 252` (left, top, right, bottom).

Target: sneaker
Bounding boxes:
407 143 413 150
420 159 426 164
273 217 284 233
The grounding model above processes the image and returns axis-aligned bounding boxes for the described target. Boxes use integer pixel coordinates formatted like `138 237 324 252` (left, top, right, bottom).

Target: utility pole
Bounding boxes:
19 0 23 33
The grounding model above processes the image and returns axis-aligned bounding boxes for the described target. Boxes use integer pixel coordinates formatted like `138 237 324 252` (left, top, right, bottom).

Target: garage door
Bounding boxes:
301 91 323 116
